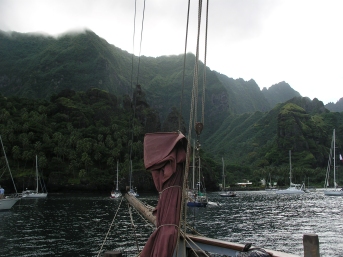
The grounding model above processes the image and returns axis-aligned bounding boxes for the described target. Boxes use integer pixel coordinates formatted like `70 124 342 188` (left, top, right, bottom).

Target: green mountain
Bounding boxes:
261 81 301 107
1 30 342 191
0 29 310 141
325 98 343 112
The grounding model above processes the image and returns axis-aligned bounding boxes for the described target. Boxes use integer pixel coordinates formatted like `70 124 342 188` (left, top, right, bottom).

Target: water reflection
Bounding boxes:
0 191 342 256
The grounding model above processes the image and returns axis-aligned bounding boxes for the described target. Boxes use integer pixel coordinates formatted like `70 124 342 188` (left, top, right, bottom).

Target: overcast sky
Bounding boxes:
1 0 342 104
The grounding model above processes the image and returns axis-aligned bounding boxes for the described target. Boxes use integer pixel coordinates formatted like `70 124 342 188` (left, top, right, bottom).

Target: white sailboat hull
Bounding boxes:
22 191 47 198
0 197 20 210
324 189 343 196
22 156 48 199
324 130 342 197
276 151 304 195
276 187 304 194
219 191 237 197
110 191 121 198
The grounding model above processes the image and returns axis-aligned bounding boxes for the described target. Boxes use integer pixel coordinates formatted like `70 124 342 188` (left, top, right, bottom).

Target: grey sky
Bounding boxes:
1 0 342 104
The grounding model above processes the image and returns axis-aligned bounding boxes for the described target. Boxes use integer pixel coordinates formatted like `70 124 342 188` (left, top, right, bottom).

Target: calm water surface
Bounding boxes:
0 190 342 257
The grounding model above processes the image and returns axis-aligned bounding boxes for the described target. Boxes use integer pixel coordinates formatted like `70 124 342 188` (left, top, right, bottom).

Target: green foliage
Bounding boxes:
0 88 152 191
1 30 343 191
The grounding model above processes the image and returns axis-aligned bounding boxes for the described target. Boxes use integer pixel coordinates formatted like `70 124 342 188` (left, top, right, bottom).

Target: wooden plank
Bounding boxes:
303 234 320 257
187 235 300 257
103 251 122 257
124 193 156 226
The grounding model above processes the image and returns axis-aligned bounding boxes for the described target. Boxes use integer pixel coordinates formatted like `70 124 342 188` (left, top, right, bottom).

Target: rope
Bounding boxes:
128 204 140 253
96 196 124 257
156 223 179 230
181 0 209 253
0 135 18 193
131 206 155 230
193 0 202 128
130 0 137 99
129 0 146 164
158 185 182 194
179 0 191 131
129 0 138 164
0 166 7 179
136 0 146 85
180 229 211 257
202 0 209 125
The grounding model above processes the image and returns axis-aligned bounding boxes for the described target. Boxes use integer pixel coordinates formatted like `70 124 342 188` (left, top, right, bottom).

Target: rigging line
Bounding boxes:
193 0 203 127
136 0 146 86
128 204 140 253
129 0 140 163
96 196 124 257
0 164 8 178
182 0 203 246
179 230 211 257
184 0 203 180
202 0 209 125
0 135 17 193
130 0 137 99
132 205 155 229
179 0 191 131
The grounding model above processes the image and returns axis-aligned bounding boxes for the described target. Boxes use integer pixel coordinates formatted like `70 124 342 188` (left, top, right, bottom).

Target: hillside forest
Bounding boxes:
0 30 343 193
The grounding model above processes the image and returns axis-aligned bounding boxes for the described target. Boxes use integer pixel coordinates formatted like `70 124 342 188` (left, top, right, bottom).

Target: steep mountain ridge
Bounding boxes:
0 29 308 116
1 30 342 169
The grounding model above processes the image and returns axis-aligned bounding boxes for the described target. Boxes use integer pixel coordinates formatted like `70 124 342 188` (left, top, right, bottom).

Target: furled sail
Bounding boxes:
141 132 187 257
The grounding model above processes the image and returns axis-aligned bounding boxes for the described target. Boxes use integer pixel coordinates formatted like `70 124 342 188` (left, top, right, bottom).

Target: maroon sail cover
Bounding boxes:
140 132 187 257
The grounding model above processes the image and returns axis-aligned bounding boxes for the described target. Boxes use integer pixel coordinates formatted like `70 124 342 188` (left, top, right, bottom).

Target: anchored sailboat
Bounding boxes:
187 141 208 207
0 135 21 210
219 157 236 197
276 150 304 194
22 155 48 198
110 161 121 199
128 160 138 197
324 129 343 196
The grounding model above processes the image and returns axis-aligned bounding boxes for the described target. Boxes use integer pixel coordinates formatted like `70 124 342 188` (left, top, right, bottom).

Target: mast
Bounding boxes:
289 150 292 186
130 160 133 190
222 157 225 191
0 135 18 193
192 140 195 189
116 161 119 191
36 155 39 193
198 157 201 193
333 129 336 189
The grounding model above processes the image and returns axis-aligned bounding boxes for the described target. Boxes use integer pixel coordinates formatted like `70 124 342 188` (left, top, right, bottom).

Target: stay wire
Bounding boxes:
129 0 138 164
182 0 209 243
179 0 191 132
97 196 124 257
192 0 202 128
130 0 137 99
129 0 146 162
136 0 146 85
128 203 140 253
182 0 203 248
202 0 209 125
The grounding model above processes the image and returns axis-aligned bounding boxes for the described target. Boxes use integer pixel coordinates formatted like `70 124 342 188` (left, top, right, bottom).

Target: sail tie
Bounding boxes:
158 185 182 195
156 223 179 231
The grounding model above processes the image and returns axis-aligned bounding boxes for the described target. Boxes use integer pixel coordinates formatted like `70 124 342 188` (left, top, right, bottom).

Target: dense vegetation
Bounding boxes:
1 89 342 193
0 30 343 192
0 88 159 192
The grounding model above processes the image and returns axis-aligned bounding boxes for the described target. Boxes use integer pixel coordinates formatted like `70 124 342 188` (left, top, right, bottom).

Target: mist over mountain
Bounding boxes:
0 29 342 190
1 29 342 115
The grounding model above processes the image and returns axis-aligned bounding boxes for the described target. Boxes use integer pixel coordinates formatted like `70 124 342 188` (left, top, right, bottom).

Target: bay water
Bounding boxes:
0 190 342 257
